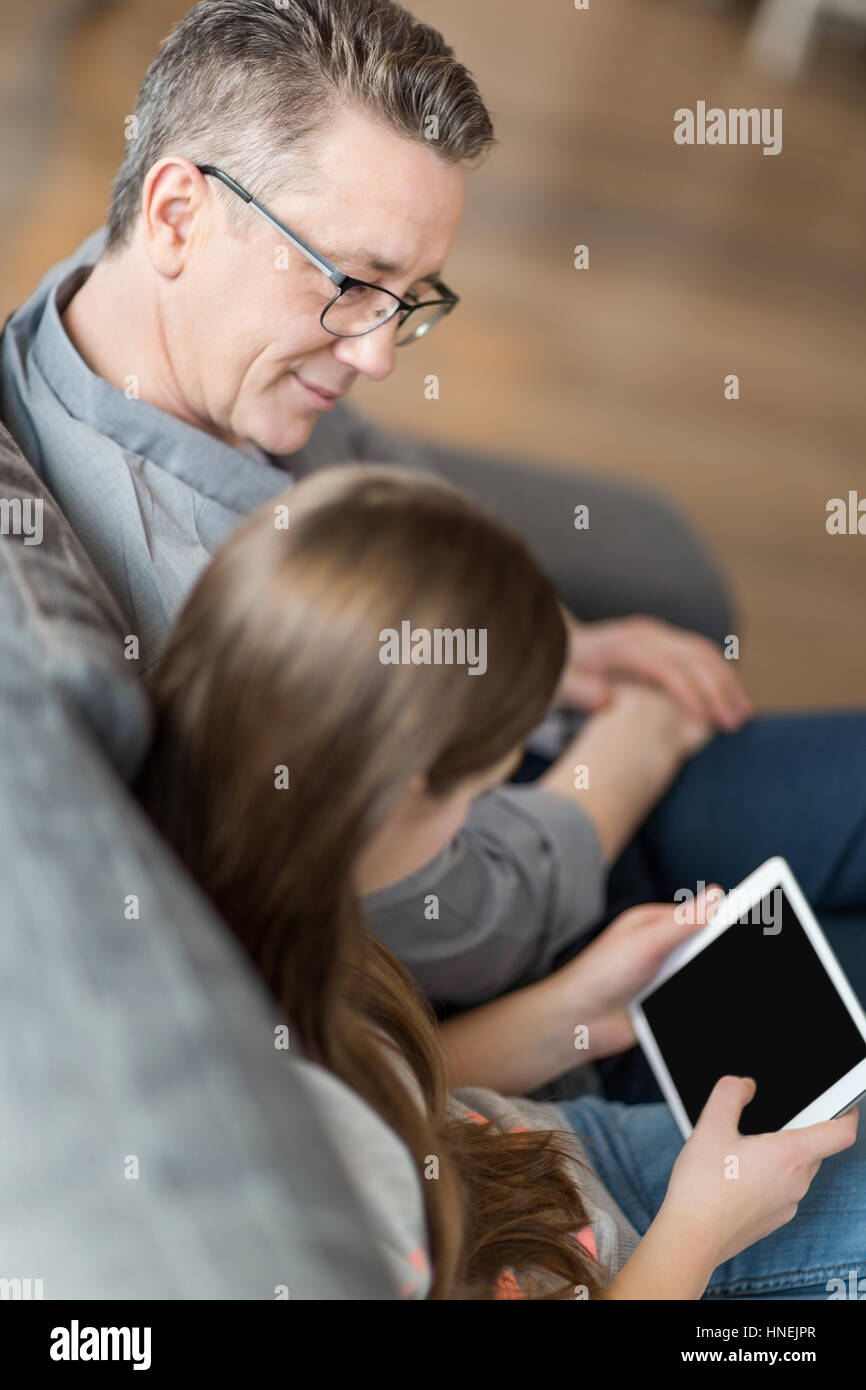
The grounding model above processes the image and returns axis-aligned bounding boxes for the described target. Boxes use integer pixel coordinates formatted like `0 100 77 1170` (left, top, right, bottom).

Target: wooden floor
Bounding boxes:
2 0 864 707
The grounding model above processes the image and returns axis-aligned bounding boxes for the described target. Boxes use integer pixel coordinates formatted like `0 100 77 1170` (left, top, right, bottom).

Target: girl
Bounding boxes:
138 465 862 1299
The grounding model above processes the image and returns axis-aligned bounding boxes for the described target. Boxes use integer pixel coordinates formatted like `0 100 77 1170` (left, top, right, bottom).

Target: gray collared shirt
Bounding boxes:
1 228 382 671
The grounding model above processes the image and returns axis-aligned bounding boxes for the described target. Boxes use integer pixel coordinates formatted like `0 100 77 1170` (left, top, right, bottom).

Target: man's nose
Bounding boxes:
331 322 398 381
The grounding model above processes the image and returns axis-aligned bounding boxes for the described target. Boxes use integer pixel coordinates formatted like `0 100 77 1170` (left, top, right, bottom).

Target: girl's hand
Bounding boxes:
662 1076 859 1269
541 684 718 865
565 883 725 1025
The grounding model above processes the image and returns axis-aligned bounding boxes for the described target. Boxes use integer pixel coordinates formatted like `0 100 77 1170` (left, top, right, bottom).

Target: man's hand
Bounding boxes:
556 610 753 733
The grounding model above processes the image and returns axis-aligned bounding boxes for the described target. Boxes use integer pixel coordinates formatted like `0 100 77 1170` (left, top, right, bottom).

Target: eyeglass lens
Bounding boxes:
323 283 447 344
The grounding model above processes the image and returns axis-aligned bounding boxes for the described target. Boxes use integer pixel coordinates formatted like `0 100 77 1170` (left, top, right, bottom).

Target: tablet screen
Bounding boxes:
641 888 866 1133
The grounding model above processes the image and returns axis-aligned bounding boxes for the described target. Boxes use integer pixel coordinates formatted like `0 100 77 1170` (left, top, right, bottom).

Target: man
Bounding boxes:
0 0 749 1042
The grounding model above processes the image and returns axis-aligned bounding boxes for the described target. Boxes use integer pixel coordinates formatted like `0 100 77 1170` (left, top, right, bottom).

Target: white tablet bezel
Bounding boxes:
628 855 866 1139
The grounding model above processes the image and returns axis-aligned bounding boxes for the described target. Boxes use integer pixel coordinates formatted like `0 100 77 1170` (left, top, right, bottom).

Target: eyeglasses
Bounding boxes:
197 164 459 347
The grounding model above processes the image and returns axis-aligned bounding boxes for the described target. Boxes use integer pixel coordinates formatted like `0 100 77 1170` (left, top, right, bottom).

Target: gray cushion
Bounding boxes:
0 424 420 1297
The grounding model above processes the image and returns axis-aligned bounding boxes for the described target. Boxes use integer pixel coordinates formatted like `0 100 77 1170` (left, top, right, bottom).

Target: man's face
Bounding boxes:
159 107 465 455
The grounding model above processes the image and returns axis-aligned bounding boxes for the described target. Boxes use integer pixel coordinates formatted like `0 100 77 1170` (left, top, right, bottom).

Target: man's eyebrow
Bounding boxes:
327 245 443 280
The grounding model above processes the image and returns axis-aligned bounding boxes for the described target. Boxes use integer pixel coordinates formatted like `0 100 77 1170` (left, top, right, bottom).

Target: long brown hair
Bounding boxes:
138 465 603 1299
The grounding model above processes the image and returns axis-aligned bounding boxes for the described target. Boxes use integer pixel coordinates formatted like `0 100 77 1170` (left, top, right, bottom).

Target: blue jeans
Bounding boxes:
557 1093 866 1299
578 712 866 1105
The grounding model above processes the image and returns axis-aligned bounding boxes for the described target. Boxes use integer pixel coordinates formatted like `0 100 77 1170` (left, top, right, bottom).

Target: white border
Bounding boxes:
628 856 866 1139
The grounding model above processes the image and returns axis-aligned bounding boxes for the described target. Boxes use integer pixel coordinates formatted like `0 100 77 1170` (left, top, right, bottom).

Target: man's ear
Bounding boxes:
140 157 208 277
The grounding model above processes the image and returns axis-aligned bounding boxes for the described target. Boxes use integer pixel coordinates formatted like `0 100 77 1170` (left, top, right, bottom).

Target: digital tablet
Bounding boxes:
629 856 866 1138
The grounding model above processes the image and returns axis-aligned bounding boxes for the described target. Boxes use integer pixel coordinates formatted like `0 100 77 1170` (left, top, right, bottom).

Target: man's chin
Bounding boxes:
247 412 317 460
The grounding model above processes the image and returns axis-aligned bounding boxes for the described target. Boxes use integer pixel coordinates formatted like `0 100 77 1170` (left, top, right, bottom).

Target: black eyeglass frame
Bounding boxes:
196 164 459 345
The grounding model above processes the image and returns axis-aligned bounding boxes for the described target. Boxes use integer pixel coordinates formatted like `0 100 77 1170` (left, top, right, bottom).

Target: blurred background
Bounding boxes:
2 0 864 706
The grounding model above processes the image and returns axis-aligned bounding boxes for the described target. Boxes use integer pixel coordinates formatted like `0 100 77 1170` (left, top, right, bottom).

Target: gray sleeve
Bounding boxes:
363 786 606 1009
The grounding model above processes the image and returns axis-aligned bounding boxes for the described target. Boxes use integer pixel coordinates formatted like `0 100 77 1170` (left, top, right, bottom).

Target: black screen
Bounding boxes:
641 890 866 1133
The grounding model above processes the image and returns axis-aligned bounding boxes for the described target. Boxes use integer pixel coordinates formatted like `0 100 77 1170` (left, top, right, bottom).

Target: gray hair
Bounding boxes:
106 0 495 250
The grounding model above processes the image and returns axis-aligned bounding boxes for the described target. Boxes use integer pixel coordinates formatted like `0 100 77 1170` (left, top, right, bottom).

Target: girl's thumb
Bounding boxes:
698 1075 757 1131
